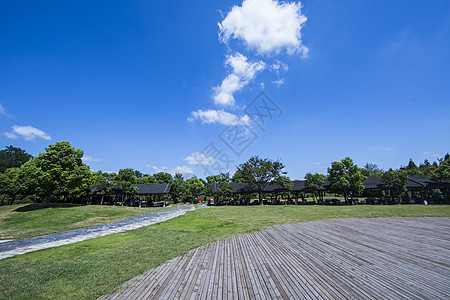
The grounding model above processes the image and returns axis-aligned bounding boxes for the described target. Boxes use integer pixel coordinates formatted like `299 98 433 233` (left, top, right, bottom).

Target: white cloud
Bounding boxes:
423 151 442 158
185 152 215 166
271 60 289 72
370 146 394 155
0 104 6 115
219 0 308 56
171 166 194 178
4 125 51 141
272 78 285 86
188 109 250 126
146 165 168 173
213 53 265 106
82 155 100 163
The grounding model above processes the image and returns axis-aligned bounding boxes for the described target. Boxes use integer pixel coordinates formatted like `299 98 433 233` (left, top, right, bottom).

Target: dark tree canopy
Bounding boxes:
235 156 287 204
0 145 33 172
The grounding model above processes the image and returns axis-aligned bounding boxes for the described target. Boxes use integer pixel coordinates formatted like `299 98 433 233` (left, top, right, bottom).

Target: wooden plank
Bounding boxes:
100 217 450 300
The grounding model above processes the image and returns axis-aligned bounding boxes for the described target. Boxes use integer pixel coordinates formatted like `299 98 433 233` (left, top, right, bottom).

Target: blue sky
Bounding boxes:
1 0 449 179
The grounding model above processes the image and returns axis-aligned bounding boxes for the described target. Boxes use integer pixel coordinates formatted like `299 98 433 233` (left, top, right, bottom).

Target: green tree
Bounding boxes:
206 173 233 201
401 159 421 175
0 145 33 172
235 156 287 205
327 157 365 204
380 169 408 201
305 173 326 201
154 172 173 184
187 177 205 202
172 173 189 202
137 175 157 184
0 168 19 205
113 168 138 204
361 163 384 177
32 141 91 205
429 158 450 200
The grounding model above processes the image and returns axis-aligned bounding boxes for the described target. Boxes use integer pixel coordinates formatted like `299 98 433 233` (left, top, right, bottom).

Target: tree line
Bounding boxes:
0 141 449 205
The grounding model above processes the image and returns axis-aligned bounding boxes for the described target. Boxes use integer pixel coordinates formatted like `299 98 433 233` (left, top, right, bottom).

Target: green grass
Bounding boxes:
0 203 169 240
1 205 449 299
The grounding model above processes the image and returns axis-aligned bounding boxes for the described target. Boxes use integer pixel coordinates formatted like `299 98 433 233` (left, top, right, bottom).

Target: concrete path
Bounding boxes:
0 206 196 260
100 217 450 300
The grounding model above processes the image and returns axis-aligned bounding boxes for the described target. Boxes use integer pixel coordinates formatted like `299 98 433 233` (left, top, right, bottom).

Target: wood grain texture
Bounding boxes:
99 217 450 300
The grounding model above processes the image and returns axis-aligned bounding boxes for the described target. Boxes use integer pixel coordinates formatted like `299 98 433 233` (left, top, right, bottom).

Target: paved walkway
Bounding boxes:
0 206 196 260
100 217 450 300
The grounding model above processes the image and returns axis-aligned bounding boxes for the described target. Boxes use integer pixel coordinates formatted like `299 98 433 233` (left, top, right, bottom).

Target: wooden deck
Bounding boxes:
100 217 450 299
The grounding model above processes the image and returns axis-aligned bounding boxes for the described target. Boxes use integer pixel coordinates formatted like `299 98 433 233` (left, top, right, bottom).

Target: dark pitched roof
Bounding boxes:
133 184 173 194
363 177 384 189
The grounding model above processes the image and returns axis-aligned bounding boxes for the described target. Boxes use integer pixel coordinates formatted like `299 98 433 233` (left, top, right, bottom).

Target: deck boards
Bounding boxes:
99 217 450 300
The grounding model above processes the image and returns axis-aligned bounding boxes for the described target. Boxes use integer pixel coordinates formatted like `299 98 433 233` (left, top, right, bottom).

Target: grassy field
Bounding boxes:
0 203 169 240
1 205 449 299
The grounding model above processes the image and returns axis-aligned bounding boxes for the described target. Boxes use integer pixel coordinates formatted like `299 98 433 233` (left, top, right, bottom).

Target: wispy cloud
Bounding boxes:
370 146 394 155
0 104 6 115
213 53 265 106
146 165 168 173
4 125 51 141
148 164 194 178
423 151 442 158
188 109 250 126
219 0 308 56
272 78 285 87
82 155 100 163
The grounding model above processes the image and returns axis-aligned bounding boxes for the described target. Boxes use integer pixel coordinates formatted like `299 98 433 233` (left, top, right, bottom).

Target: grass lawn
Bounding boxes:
0 203 169 240
1 205 449 299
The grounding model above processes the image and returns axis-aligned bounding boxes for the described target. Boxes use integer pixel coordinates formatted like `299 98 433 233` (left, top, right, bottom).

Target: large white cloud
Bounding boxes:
4 125 51 141
219 0 308 56
213 53 265 106
185 152 215 166
171 165 194 178
188 109 250 126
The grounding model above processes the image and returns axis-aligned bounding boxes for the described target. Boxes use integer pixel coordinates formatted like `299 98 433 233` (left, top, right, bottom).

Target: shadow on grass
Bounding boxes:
14 203 86 212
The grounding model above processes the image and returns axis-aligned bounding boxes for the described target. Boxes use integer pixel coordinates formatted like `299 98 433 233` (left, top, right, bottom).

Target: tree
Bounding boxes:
429 158 450 200
380 169 408 201
401 159 421 175
172 174 189 203
327 157 365 204
361 163 384 177
305 173 326 201
0 145 33 172
32 141 91 205
0 168 18 205
187 177 205 202
137 175 157 184
113 168 138 204
206 173 233 201
154 172 173 184
235 156 287 205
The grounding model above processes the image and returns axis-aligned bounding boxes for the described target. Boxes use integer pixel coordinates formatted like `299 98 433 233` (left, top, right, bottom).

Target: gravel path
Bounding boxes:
0 206 196 260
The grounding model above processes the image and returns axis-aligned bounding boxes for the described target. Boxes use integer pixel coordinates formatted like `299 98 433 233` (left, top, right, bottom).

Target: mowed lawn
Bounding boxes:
1 205 449 299
0 203 169 240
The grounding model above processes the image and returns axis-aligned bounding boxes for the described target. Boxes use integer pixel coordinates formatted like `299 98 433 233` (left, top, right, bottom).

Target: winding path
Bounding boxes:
0 206 195 260
100 217 450 299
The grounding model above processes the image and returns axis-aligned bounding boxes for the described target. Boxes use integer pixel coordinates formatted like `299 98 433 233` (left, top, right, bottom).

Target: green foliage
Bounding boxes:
114 168 138 198
305 173 326 190
137 175 157 184
361 163 384 177
380 169 409 198
187 177 205 201
206 173 233 199
429 158 450 183
0 145 33 173
154 172 173 184
235 156 287 203
327 157 366 203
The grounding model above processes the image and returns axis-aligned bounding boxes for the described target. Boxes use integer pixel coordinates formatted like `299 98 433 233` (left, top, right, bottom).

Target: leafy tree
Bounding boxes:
0 145 33 172
113 168 138 204
429 158 450 200
154 172 173 184
327 157 365 204
206 173 233 201
137 175 157 184
172 174 189 202
0 168 18 205
380 169 408 201
361 163 384 177
235 156 287 205
305 173 326 201
401 159 421 175
187 177 205 202
32 141 91 205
